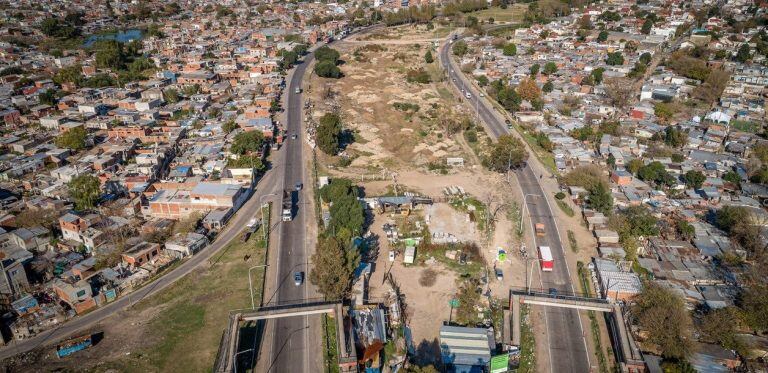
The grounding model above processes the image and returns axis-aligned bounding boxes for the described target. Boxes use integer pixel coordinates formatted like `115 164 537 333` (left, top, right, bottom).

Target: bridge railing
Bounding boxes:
510 287 611 305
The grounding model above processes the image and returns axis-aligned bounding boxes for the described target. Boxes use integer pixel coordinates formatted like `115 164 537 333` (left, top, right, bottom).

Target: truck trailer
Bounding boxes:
281 190 292 222
538 246 554 272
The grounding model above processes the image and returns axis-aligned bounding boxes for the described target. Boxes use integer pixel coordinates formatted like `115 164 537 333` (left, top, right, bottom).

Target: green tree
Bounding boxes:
530 63 540 76
222 120 238 134
587 182 612 215
664 126 687 148
591 67 605 84
633 282 693 359
163 88 180 103
735 43 751 63
475 75 489 86
722 170 741 186
315 46 341 63
94 40 127 70
641 18 654 34
597 30 609 42
626 158 644 174
230 131 265 155
68 174 101 211
54 64 83 86
314 60 342 78
502 43 517 56
484 134 528 172
682 170 705 189
638 161 675 187
543 61 557 75
452 40 468 56
654 102 675 123
700 307 748 353
55 126 87 151
606 51 624 65
741 284 768 334
542 81 553 93
424 50 434 63
676 220 695 240
38 90 57 106
317 112 343 155
309 236 359 300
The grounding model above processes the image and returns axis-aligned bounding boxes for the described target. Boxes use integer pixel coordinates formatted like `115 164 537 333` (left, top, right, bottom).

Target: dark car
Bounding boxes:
548 288 558 296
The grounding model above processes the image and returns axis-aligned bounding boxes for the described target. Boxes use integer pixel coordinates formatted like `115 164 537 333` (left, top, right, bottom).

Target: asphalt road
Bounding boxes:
440 37 590 372
261 48 319 373
0 165 281 361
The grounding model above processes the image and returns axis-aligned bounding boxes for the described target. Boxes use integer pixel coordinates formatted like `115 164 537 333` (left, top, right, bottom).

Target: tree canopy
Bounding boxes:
633 283 693 359
317 112 343 155
230 131 265 155
309 236 359 300
484 134 528 172
68 175 101 211
55 126 87 151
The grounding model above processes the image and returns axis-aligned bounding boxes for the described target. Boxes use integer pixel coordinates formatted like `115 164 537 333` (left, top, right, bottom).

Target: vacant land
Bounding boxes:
15 223 269 373
307 27 489 175
466 4 528 24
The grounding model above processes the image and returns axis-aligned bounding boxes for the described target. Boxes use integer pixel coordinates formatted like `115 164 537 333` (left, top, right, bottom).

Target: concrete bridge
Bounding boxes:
508 289 645 372
214 300 357 373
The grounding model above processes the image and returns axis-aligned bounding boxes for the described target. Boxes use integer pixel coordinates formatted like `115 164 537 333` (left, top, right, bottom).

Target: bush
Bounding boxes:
405 68 431 84
464 129 477 143
555 192 566 200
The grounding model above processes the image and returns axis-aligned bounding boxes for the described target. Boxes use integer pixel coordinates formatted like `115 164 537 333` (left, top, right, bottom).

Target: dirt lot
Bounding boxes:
306 26 490 175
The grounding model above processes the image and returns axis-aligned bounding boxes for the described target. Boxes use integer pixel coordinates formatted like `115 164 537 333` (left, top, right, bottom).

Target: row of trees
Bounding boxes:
310 179 365 300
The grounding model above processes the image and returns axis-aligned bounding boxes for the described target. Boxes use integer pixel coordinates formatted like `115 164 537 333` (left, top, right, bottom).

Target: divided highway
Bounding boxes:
439 38 591 372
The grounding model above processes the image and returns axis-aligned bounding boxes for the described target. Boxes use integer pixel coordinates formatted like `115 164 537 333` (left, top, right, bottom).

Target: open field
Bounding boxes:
466 5 528 24
307 28 490 175
12 220 270 373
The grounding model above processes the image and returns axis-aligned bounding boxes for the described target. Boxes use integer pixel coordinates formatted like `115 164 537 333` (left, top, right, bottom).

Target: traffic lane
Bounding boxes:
441 39 589 371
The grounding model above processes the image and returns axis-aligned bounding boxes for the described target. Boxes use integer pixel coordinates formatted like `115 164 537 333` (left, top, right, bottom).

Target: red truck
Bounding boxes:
538 246 554 272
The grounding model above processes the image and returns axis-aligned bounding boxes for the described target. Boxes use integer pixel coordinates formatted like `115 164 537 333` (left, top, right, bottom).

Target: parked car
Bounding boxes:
388 251 395 262
548 288 558 296
495 268 503 281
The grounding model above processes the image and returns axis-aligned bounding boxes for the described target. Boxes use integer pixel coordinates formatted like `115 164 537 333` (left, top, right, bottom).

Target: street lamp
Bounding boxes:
520 194 541 233
234 348 253 373
259 193 277 241
249 264 269 310
525 257 545 293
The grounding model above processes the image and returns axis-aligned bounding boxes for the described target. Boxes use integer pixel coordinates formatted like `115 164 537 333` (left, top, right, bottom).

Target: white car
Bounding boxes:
465 92 472 99
388 251 395 262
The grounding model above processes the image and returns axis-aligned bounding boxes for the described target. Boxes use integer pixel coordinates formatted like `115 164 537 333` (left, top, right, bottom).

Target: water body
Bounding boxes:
83 29 143 47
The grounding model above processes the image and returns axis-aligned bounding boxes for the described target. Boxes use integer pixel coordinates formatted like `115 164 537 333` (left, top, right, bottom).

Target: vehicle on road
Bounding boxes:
247 218 258 228
535 223 545 237
295 87 301 94
57 334 94 358
294 271 303 286
291 134 297 140
548 288 558 296
538 246 554 272
465 92 472 98
388 251 395 262
295 182 303 191
282 190 293 222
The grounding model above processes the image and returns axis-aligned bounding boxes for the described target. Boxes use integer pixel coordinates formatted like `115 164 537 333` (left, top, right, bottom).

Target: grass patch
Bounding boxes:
466 5 527 23
731 120 759 133
518 304 536 372
577 262 610 373
555 199 575 217
109 223 269 372
322 314 340 373
567 230 578 253
507 201 523 238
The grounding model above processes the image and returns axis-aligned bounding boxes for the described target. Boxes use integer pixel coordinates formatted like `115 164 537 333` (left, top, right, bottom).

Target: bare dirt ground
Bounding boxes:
306 28 491 176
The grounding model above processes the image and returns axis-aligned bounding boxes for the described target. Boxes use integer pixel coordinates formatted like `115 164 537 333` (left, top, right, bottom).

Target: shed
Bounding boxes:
439 325 494 372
